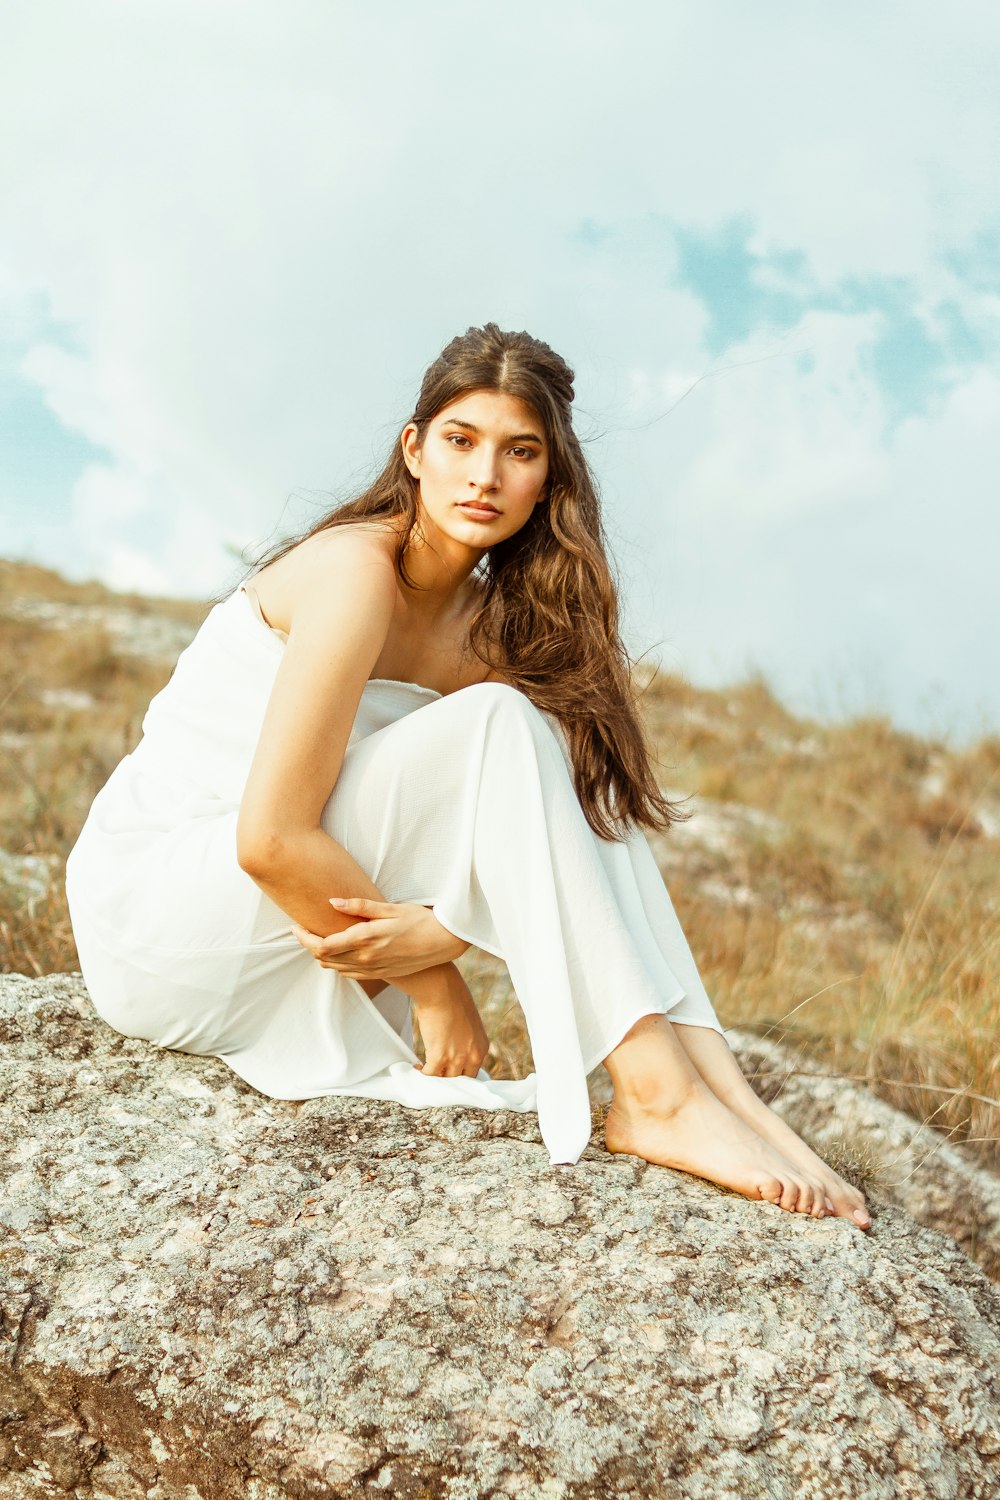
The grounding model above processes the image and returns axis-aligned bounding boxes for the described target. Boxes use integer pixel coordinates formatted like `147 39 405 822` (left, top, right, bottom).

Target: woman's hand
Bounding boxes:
291 897 469 981
408 963 491 1079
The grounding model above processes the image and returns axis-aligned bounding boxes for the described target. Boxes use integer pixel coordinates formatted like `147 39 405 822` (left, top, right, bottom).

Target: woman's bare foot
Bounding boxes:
668 1024 872 1230
605 1080 831 1218
718 1094 870 1228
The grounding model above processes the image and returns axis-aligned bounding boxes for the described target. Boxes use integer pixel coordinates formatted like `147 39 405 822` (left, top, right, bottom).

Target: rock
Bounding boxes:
587 1026 1000 1287
724 1028 1000 1283
0 850 61 909
2 972 999 1500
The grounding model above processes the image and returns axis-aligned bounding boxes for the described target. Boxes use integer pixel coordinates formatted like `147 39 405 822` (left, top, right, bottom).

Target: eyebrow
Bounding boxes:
443 419 545 445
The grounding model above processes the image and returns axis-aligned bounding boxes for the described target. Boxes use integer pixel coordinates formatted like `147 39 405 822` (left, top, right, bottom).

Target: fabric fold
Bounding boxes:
66 584 726 1169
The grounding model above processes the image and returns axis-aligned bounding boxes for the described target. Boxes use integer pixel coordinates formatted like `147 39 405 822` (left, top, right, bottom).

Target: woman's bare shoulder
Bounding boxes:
292 522 398 573
251 524 398 633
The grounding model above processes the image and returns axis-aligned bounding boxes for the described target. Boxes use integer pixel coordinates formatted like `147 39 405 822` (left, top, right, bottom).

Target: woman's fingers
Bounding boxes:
297 902 467 978
329 897 384 917
291 923 323 954
292 923 378 976
415 1055 484 1078
312 922 389 965
295 915 431 984
315 940 375 966
294 921 364 951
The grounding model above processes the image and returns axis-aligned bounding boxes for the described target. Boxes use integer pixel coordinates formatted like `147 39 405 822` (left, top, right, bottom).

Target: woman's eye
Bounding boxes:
445 434 536 459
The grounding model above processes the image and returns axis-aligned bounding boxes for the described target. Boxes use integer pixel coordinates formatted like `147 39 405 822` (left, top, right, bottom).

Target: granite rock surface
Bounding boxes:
720 1028 1000 1283
2 972 999 1500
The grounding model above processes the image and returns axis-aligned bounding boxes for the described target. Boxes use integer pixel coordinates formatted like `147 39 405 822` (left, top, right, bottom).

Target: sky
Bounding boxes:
2 1 998 746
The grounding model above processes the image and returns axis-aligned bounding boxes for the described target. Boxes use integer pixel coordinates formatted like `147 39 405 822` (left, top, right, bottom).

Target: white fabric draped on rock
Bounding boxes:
65 584 726 1167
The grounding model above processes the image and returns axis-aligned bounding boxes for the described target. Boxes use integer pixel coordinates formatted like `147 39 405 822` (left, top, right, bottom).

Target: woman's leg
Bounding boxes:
581 819 870 1226
323 683 853 1217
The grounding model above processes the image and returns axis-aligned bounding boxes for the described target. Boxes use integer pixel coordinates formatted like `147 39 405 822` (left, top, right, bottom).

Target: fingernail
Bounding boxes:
330 898 348 907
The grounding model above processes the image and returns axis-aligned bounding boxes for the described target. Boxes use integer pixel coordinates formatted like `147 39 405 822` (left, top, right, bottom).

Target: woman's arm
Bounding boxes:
235 532 462 994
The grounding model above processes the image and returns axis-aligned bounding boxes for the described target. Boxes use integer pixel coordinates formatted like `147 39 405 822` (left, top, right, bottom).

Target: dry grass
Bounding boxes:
0 562 209 973
634 668 1000 1170
1 560 997 1172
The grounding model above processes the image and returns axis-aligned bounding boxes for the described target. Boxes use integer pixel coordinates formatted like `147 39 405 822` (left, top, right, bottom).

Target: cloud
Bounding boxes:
618 322 1000 739
1 0 998 740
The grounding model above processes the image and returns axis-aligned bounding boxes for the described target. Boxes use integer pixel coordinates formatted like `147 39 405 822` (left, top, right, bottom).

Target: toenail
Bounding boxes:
853 1209 870 1225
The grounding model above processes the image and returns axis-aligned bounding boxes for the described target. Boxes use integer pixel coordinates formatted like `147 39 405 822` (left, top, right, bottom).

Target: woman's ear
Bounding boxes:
401 422 421 478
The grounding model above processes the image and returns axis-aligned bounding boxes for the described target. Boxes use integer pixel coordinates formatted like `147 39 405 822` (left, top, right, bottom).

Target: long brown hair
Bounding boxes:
242 322 691 842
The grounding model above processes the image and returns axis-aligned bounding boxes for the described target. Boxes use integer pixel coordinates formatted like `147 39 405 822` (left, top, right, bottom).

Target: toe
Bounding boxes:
796 1183 816 1215
828 1190 870 1227
758 1176 784 1206
832 1177 868 1215
778 1179 801 1212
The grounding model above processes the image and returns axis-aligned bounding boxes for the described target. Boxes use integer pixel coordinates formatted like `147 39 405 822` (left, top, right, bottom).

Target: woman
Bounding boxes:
65 322 871 1230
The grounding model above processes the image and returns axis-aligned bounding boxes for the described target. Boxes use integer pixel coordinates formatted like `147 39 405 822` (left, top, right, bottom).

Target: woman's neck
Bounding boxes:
392 519 486 623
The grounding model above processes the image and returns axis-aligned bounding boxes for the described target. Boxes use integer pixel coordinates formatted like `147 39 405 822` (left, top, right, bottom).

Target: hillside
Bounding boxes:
1 557 997 1173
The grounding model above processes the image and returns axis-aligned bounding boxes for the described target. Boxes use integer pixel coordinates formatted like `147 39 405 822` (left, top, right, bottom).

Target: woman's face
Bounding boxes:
401 388 550 550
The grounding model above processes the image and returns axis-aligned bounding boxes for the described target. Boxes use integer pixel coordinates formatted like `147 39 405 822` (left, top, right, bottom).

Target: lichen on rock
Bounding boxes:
2 973 999 1499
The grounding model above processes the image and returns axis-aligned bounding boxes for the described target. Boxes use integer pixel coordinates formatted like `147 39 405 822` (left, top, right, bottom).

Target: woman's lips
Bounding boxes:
459 503 500 518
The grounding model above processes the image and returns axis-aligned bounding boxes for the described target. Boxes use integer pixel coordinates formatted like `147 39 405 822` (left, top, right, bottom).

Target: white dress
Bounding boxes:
65 583 727 1167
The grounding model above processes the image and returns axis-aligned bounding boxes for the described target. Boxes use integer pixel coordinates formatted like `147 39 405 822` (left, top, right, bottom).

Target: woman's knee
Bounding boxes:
461 680 545 726
464 681 573 773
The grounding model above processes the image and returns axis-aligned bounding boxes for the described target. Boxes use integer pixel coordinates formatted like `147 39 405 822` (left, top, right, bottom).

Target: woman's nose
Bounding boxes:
470 450 500 491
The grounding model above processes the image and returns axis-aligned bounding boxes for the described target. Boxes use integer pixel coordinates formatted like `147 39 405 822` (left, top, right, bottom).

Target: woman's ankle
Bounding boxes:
610 1072 705 1121
603 1012 702 1113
